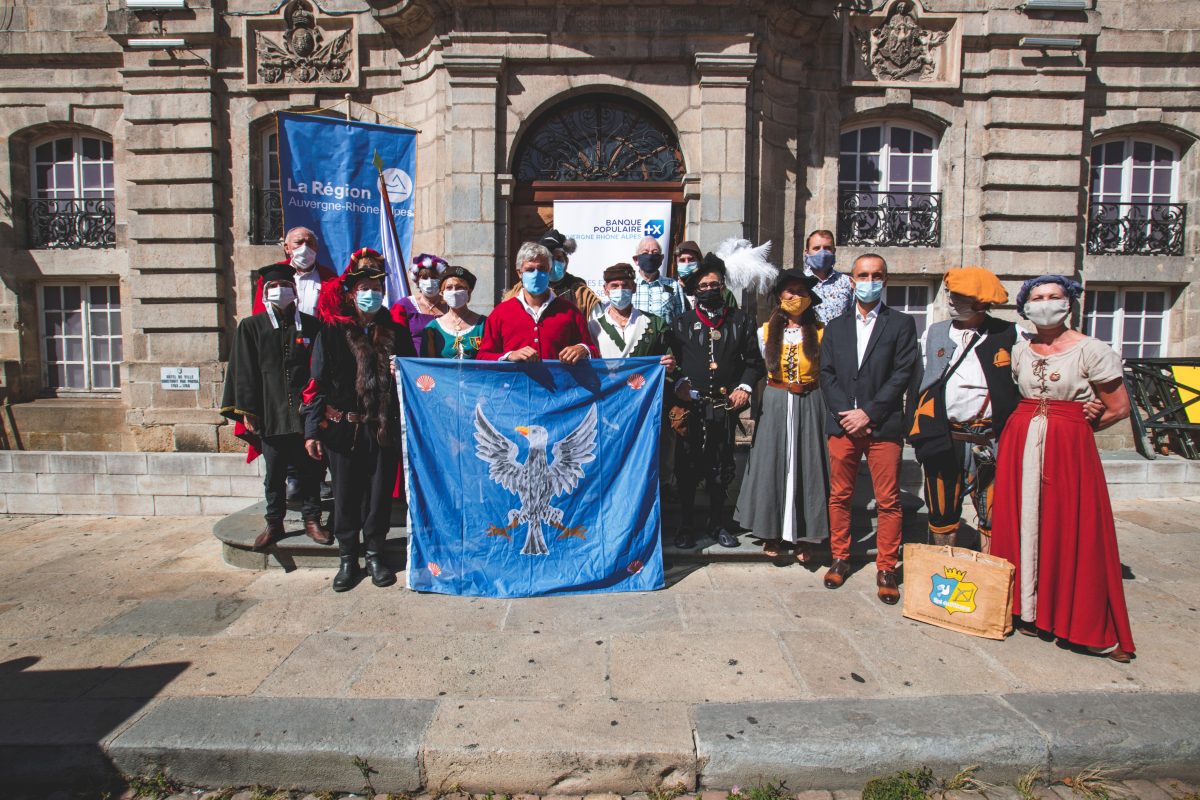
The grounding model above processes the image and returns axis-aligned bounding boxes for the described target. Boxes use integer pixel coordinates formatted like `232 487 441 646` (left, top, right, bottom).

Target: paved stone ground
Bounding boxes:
1 498 1199 795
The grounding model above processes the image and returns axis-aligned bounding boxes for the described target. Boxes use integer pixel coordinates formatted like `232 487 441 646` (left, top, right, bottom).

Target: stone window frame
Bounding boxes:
29 132 116 201
36 279 123 395
1089 134 1181 209
12 124 119 251
885 280 935 354
1082 285 1173 360
838 120 941 197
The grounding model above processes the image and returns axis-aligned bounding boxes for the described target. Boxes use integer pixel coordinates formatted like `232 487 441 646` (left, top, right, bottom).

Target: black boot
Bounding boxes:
332 542 361 592
364 538 396 587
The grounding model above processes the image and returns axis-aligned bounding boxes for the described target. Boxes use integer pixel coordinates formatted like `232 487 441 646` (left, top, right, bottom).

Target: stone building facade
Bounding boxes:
0 0 1195 452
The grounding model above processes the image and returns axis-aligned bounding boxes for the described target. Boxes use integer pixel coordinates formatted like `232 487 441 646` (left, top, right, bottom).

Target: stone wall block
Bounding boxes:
124 93 214 122
7 493 60 515
127 182 218 211
128 212 218 242
125 122 215 153
48 453 107 474
451 103 498 131
173 423 219 452
145 332 222 363
981 219 1077 249
130 271 223 300
985 128 1083 157
126 152 216 183
113 494 156 515
701 131 727 173
0 473 37 494
128 243 221 271
981 189 1083 218
95 474 140 495
446 223 493 256
186 474 231 496
132 301 223 331
36 472 96 495
982 158 1084 189
448 174 483 223
153 494 202 515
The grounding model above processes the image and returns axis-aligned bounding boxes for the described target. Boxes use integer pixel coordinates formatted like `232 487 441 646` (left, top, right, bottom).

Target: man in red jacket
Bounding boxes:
476 241 598 362
252 226 338 316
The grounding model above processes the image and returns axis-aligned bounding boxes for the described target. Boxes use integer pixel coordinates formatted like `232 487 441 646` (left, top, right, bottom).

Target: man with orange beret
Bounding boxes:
914 266 1018 552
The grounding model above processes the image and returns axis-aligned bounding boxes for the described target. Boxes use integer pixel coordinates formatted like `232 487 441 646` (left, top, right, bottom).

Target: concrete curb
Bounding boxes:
7 691 1197 792
694 692 1200 789
105 697 437 792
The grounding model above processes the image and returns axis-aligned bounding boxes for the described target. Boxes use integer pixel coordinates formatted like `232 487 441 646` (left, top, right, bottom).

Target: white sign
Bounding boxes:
160 367 200 391
552 199 674 291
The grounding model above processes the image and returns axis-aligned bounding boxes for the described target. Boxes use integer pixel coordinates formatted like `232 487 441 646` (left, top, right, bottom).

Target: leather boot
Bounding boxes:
253 517 286 551
364 537 396 587
332 542 361 592
304 517 334 546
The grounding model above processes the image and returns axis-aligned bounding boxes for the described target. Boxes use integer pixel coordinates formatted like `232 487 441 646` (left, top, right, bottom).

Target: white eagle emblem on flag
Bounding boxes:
473 403 599 556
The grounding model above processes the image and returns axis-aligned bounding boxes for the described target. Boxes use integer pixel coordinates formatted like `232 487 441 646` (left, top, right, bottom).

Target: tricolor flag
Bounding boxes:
374 149 409 303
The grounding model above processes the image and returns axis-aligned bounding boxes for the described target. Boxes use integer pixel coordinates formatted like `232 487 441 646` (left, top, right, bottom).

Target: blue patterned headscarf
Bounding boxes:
1015 274 1083 319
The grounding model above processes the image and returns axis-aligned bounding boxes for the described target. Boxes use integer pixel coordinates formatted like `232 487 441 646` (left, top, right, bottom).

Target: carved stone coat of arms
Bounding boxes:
256 0 352 84
855 1 950 82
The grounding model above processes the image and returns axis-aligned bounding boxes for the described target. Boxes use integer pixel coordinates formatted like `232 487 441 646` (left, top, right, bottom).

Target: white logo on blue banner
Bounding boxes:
552 200 673 291
277 112 417 272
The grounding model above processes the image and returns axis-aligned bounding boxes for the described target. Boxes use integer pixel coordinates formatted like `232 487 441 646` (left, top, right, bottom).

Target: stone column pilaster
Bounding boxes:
121 50 225 451
694 53 758 247
442 53 505 309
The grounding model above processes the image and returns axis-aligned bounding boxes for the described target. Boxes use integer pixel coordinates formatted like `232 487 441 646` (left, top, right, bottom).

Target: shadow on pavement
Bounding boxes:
0 656 189 793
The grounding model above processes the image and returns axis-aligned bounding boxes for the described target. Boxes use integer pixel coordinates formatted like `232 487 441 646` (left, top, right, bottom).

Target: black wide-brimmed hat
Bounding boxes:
258 262 296 284
539 228 577 255
342 248 387 290
772 267 821 303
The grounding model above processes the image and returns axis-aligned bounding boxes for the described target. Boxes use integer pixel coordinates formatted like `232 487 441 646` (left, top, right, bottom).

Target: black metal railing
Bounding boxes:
26 197 115 249
836 190 942 248
250 187 284 245
1124 357 1200 460
1087 202 1186 257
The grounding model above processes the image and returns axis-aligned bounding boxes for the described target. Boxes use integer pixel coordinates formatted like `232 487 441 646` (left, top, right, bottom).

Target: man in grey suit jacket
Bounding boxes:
819 253 920 605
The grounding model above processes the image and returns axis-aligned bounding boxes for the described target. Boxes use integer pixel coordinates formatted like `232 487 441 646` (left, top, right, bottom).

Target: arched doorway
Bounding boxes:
508 92 687 280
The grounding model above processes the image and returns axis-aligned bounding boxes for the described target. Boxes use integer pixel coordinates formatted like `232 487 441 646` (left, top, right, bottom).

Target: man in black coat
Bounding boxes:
819 253 919 605
668 253 766 549
221 263 331 550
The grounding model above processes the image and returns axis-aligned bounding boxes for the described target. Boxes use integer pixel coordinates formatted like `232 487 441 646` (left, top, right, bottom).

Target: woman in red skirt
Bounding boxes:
990 275 1135 662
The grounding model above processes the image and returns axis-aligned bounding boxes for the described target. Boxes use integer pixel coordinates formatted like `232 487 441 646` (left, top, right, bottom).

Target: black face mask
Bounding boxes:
697 288 724 310
636 253 664 273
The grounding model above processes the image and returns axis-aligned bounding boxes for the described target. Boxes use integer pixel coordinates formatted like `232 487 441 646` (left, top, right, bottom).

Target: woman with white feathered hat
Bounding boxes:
666 242 771 550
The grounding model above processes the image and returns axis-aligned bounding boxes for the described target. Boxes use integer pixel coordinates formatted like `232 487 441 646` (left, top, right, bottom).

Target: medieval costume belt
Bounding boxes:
949 418 994 446
766 378 817 396
324 406 367 424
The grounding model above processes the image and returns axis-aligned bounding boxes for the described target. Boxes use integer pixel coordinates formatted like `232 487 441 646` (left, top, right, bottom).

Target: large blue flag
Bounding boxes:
277 112 416 272
398 357 665 598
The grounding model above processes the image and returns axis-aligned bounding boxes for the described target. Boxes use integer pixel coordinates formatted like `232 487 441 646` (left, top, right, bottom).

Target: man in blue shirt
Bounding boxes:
802 229 853 323
632 236 685 325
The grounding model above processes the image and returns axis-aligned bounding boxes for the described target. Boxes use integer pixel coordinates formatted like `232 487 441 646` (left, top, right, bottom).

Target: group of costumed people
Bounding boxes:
220 224 1136 664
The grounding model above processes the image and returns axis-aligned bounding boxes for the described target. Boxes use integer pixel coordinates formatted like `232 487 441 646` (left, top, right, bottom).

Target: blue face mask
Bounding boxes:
355 290 383 314
522 269 551 295
854 279 884 304
607 288 633 310
550 259 567 282
804 250 836 273
677 262 698 278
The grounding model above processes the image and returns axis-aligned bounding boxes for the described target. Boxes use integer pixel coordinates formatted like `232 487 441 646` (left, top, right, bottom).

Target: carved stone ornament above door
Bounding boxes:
244 0 359 91
842 0 961 90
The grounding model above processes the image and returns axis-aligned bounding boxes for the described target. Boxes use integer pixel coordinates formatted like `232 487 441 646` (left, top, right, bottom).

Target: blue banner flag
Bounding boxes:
277 112 416 272
398 357 666 598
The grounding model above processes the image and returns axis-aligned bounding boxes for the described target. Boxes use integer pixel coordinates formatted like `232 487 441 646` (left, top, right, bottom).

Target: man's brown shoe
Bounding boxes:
877 569 900 605
254 517 286 551
823 559 852 589
304 518 334 546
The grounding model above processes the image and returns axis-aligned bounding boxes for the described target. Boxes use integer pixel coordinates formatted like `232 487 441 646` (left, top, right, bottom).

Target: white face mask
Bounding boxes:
948 293 979 322
418 277 439 297
290 244 316 271
265 285 296 308
1024 298 1071 329
443 288 469 309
